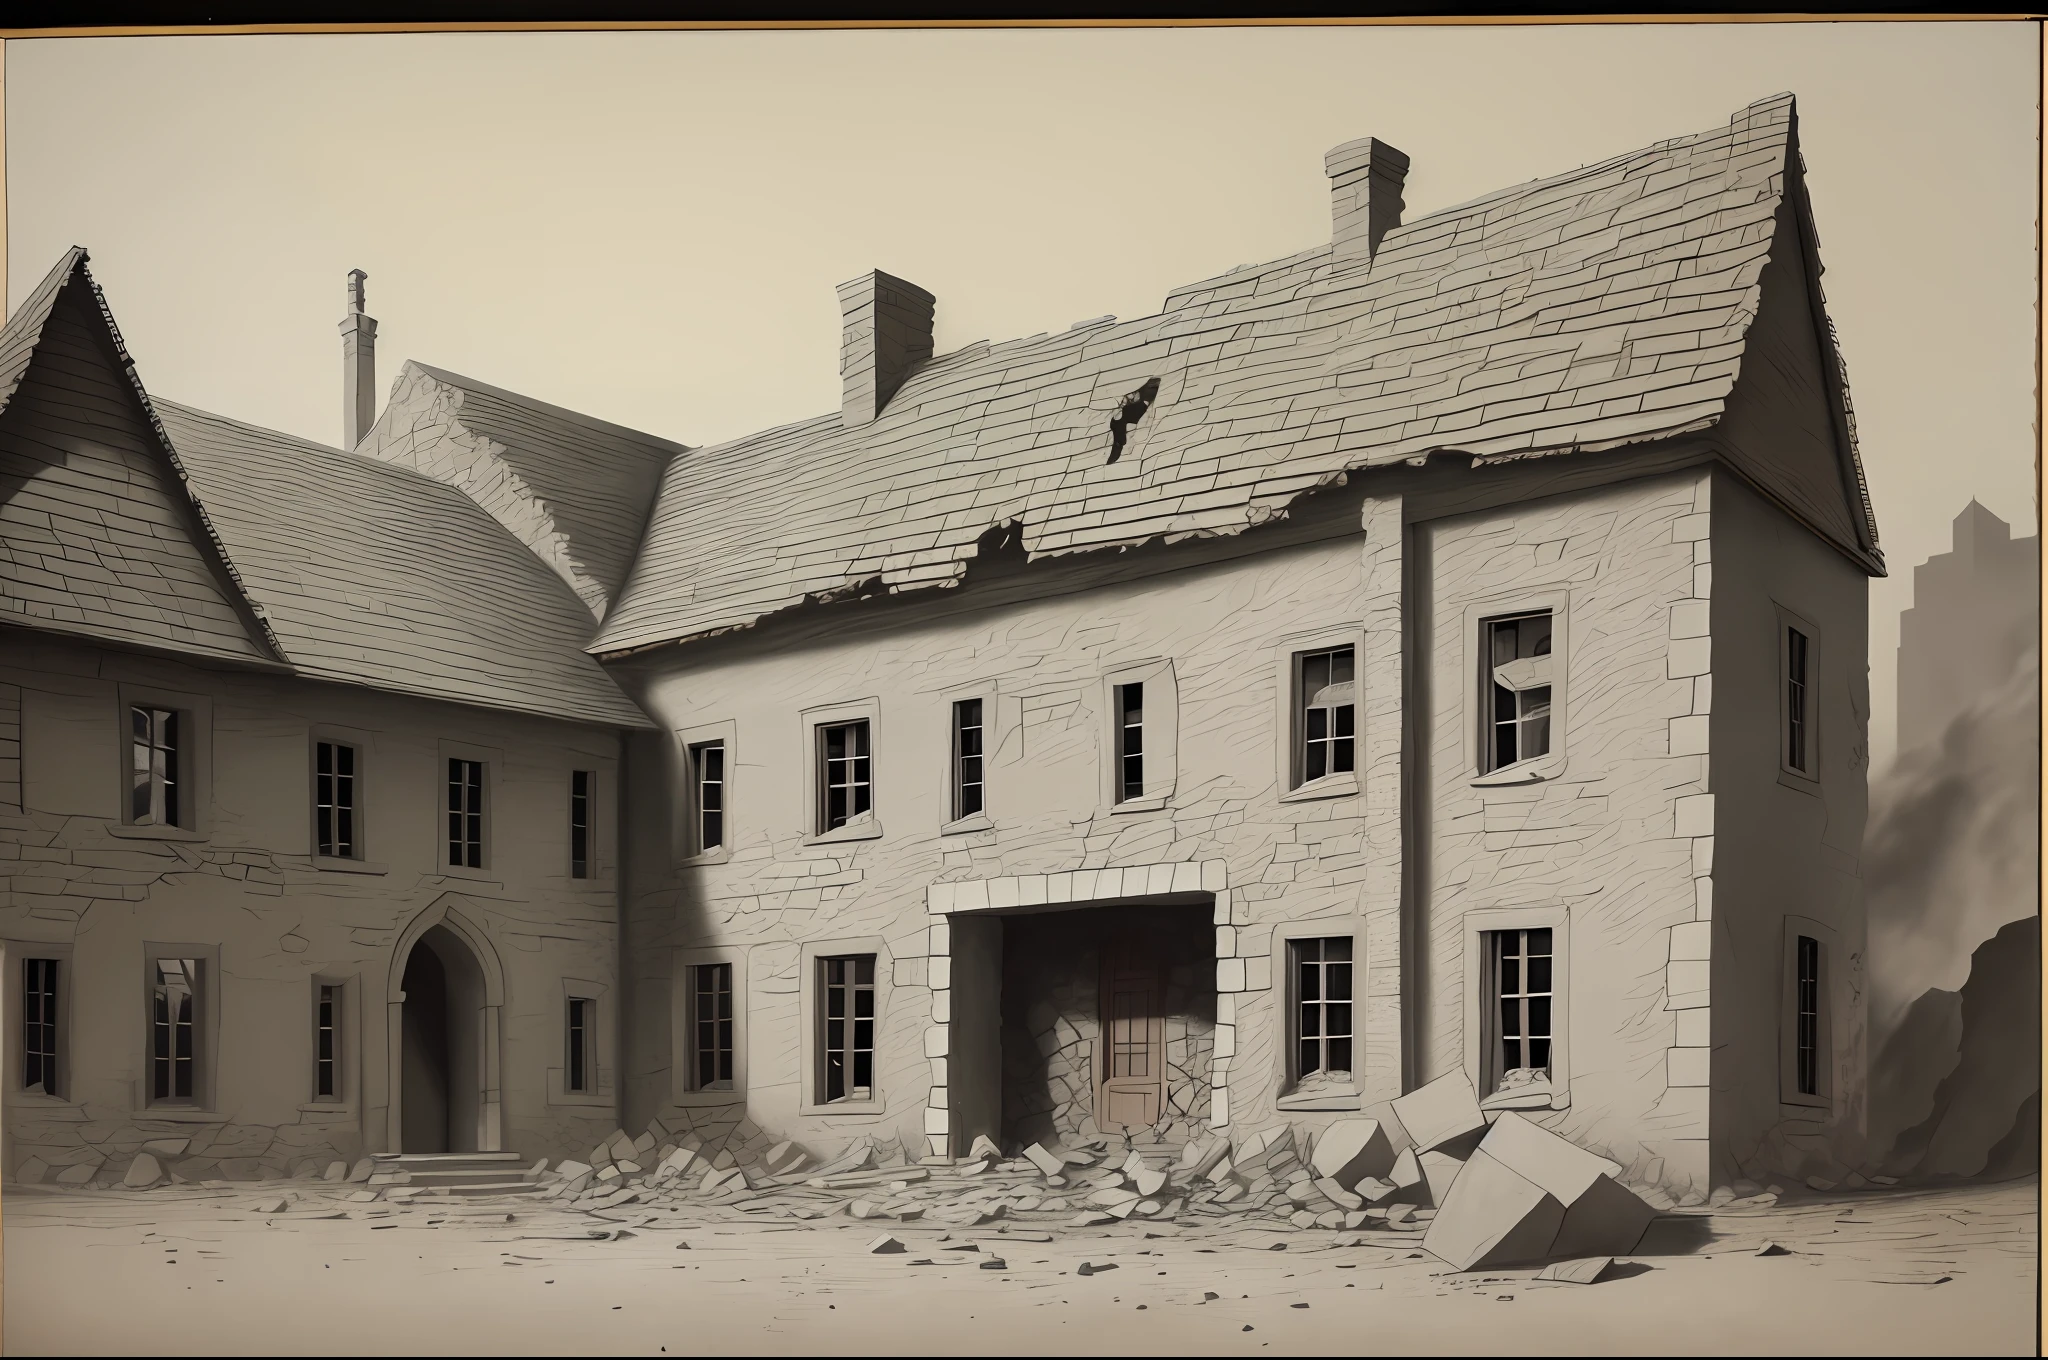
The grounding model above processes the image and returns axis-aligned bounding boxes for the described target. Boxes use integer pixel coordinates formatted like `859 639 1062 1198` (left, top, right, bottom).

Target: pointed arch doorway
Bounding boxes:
386 898 506 1154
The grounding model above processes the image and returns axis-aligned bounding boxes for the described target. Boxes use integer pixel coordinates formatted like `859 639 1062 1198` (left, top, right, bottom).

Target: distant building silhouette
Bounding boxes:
1897 501 2040 756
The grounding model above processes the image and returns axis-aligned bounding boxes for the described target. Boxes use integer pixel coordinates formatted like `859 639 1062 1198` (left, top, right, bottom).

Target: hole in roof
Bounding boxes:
1106 378 1161 465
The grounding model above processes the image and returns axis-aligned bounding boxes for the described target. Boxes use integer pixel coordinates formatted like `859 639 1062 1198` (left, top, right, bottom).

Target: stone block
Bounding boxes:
54 1163 98 1186
1419 1150 1466 1208
322 1161 348 1182
1314 1177 1363 1210
1420 1149 1567 1271
141 1138 190 1159
1310 1118 1395 1185
1356 1175 1397 1204
1674 794 1714 838
1666 1046 1710 1087
1391 1073 1487 1153
122 1153 164 1188
1476 1112 1654 1260
1216 958 1246 992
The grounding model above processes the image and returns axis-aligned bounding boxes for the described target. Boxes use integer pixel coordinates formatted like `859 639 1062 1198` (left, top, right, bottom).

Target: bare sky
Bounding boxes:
5 21 2038 769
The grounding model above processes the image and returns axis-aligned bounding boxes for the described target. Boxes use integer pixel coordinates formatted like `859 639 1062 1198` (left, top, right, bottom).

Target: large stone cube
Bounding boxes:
1419 1149 1566 1271
1390 1072 1488 1154
1477 1112 1655 1259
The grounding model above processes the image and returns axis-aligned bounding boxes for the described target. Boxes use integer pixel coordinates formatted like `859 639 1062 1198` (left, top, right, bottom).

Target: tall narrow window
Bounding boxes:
691 742 726 853
566 996 592 1094
1795 935 1821 1097
820 954 875 1102
130 706 180 826
952 699 985 821
570 770 592 879
315 741 357 858
819 722 871 832
315 983 340 1100
1785 625 1812 774
151 957 199 1104
1486 928 1553 1093
692 962 734 1092
1483 612 1553 772
1115 683 1145 801
1290 937 1354 1080
22 958 59 1097
1298 647 1357 785
447 758 484 869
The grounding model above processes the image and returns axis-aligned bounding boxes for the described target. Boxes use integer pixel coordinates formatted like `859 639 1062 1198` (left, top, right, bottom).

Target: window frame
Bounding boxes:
676 720 738 865
140 942 221 1114
313 738 364 862
110 684 211 842
1100 659 1178 814
569 769 595 880
1461 906 1571 1111
1273 627 1366 802
10 941 75 1104
798 936 888 1116
800 699 884 846
548 976 612 1107
304 973 358 1112
1779 916 1836 1109
950 696 988 825
1463 592 1570 786
1267 918 1367 1111
1776 604 1821 791
1287 935 1357 1085
672 945 748 1106
436 739 500 879
309 724 384 873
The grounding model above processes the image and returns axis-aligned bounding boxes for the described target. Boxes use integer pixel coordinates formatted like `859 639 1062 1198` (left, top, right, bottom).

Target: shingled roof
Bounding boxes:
358 360 683 622
592 93 1880 658
0 248 651 729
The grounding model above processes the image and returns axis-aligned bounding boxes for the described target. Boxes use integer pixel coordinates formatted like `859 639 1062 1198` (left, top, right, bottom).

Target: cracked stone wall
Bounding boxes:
0 631 624 1184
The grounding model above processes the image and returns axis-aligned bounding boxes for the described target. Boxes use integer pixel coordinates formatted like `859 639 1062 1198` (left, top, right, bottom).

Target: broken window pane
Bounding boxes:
691 742 726 852
1484 613 1554 772
130 706 181 827
1298 646 1357 785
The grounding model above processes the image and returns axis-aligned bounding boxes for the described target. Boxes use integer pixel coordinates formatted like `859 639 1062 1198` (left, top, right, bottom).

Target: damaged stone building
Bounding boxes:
0 93 1878 1200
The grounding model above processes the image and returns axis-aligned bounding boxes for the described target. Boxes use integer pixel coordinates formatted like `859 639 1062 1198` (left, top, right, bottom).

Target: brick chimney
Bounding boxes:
836 269 934 427
339 269 377 449
1325 138 1410 270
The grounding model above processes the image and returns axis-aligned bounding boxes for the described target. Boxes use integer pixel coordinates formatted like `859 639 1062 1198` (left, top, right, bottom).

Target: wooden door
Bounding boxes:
1096 942 1165 1133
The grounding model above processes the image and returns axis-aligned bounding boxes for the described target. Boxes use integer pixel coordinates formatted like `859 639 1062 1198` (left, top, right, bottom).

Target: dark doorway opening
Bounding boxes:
399 925 485 1154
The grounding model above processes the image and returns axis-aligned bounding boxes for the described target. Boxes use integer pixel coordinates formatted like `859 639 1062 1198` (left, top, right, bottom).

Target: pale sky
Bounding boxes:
5 21 2039 769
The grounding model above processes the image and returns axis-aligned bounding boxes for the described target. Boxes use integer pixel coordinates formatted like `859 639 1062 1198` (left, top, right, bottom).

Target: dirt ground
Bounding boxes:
1 1175 2035 1356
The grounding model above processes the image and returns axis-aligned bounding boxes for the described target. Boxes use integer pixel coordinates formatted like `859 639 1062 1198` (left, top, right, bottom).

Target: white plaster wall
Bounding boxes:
0 632 625 1181
1706 468 1871 1185
1420 469 1713 1195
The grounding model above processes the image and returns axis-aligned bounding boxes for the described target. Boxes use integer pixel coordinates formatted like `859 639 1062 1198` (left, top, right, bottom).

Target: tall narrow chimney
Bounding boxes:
1325 138 1410 270
339 268 377 449
836 269 934 427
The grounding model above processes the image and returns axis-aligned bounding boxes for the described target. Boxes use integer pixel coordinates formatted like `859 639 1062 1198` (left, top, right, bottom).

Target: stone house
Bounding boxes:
0 93 1879 1197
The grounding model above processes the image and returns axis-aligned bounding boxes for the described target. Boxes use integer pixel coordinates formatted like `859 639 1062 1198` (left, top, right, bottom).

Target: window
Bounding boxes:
150 957 200 1104
22 957 60 1097
315 741 358 858
446 758 484 869
690 962 734 1092
1297 647 1356 786
314 983 341 1100
819 954 875 1103
690 742 726 853
1483 612 1553 773
819 721 872 832
1782 618 1817 778
566 996 593 1094
1483 928 1553 1095
1795 935 1820 1096
951 699 985 821
1290 937 1353 1081
1115 683 1144 801
570 770 592 879
130 706 181 827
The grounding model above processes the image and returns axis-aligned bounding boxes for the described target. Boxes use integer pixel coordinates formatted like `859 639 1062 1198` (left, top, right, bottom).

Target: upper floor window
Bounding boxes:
130 706 181 827
315 741 359 858
1482 611 1553 773
951 699 985 821
1114 683 1145 802
1296 647 1356 786
447 758 485 869
1782 619 1817 778
818 721 871 833
570 770 592 879
690 741 726 853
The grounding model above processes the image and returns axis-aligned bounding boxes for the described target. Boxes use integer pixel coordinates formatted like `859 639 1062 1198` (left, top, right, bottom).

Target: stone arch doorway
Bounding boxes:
386 898 506 1154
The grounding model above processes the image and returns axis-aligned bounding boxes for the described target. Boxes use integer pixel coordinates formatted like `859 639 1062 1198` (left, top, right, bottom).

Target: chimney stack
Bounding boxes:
339 268 377 449
836 269 934 427
1324 137 1410 270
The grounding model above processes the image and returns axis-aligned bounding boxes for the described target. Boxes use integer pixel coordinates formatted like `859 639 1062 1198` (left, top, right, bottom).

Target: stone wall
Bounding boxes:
0 631 625 1184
